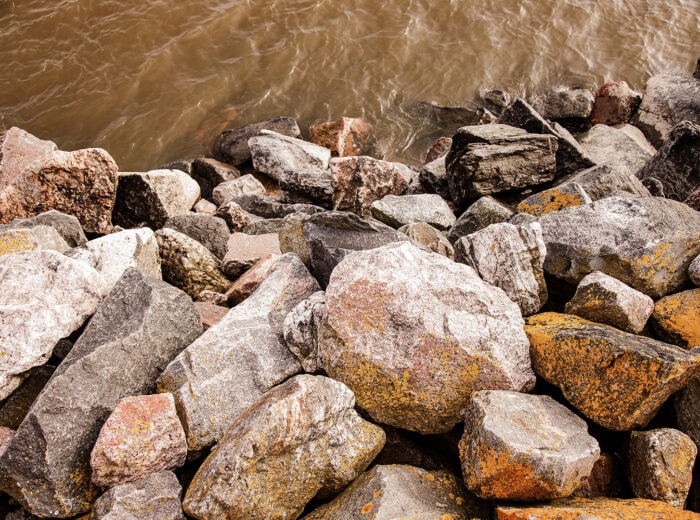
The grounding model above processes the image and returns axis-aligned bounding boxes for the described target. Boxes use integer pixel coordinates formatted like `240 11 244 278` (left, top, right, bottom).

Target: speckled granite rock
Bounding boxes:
2 209 86 247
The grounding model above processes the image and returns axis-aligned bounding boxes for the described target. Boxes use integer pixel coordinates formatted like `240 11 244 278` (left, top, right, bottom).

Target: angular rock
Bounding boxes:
536 196 700 298
0 269 202 517
193 301 229 330
283 291 327 373
213 201 256 232
309 117 375 157
67 228 162 292
460 390 599 500
0 366 54 430
685 186 700 210
448 195 514 243
220 232 281 279
652 289 700 349
279 168 334 207
156 228 232 298
231 194 324 219
455 222 548 316
516 183 592 216
554 163 651 201
634 71 700 146
691 254 700 286
371 193 455 230
417 154 451 200
564 271 654 334
112 170 200 229
193 198 217 214
190 157 240 201
572 452 624 499
636 121 700 202
211 174 266 206
676 377 700 449
590 81 643 125
3 210 87 247
302 464 488 520
525 312 700 431
627 428 696 508
531 87 595 123
183 374 385 520
578 124 655 175
194 290 227 305
425 136 453 163
249 130 331 181
0 250 107 400
163 213 230 260
212 117 301 166
495 497 700 519
224 253 280 305
445 124 558 206
90 393 187 488
91 471 185 520
0 226 69 255
0 127 118 234
318 241 535 433
157 254 319 452
0 426 14 457
400 221 454 259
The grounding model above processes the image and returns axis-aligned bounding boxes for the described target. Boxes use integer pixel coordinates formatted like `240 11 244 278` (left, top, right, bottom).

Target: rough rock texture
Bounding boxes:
212 117 301 165
685 186 700 210
0 250 107 401
193 198 217 214
309 117 375 157
400 221 454 259
302 464 488 520
193 301 229 330
590 81 643 125
0 426 14 457
370 193 455 230
417 154 451 201
445 124 558 206
651 289 700 349
213 201 256 232
220 232 281 279
190 157 240 201
455 222 548 316
554 163 651 201
182 375 386 520
90 471 185 520
535 196 700 298
676 377 700 449
318 241 535 434
634 71 700 146
211 174 267 206
157 254 319 452
249 130 331 181
67 228 162 292
578 124 655 175
425 136 453 163
283 291 327 373
156 228 232 298
0 226 69 255
448 196 514 243
231 194 324 219
0 269 202 517
279 168 334 208
90 393 186 488
163 213 230 260
3 210 87 247
0 127 118 234
460 390 599 501
224 253 280 305
572 452 624 499
564 271 654 334
495 497 700 519
516 183 592 216
525 312 700 431
691 254 700 286
636 121 700 202
0 366 54 430
531 87 595 122
112 170 200 229
627 428 696 509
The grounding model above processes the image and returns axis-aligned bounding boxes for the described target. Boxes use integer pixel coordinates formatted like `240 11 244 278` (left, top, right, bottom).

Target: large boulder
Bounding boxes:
0 250 107 401
553 163 650 201
578 124 655 175
182 375 386 520
249 130 331 181
516 183 591 217
370 193 455 230
318 241 535 434
530 87 594 127
0 269 202 517
212 117 301 166
0 127 118 234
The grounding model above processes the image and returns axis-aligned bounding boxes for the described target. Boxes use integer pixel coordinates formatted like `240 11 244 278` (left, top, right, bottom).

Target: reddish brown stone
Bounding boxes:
309 117 374 157
425 136 453 164
193 302 230 330
225 253 280 305
685 186 700 211
590 81 642 125
573 453 624 498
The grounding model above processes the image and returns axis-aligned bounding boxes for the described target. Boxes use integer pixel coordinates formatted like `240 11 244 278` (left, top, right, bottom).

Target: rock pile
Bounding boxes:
0 62 698 519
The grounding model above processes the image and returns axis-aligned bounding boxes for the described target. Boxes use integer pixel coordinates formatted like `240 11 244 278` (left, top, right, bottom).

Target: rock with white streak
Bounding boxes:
554 164 651 201
211 174 267 206
249 130 331 181
283 291 327 373
578 124 655 175
182 375 385 520
0 226 69 255
371 193 456 230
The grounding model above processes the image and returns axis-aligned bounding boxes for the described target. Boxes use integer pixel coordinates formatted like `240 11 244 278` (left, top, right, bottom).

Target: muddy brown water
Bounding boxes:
1 0 698 170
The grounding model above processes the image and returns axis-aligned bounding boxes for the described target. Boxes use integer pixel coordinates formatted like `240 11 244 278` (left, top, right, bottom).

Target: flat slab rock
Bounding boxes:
212 117 301 166
249 129 331 181
370 193 456 230
495 497 700 519
183 374 386 520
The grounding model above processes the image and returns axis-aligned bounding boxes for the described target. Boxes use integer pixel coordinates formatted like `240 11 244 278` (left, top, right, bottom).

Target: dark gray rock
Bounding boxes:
231 194 325 219
554 163 651 201
249 130 331 181
370 193 455 230
417 154 451 200
3 210 87 247
578 124 656 175
0 366 54 430
0 269 202 518
530 87 595 126
447 196 514 243
241 218 286 235
212 117 301 166
191 157 240 201
279 168 334 208
675 377 700 449
163 213 231 260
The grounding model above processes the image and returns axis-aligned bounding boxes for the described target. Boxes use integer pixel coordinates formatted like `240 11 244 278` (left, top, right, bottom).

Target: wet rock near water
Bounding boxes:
590 81 643 125
212 116 301 165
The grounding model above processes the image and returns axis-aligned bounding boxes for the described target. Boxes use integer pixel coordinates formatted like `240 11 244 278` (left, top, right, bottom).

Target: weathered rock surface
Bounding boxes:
448 195 514 243
303 464 488 520
211 174 267 205
220 232 281 279
651 289 700 348
190 157 240 201
535 196 700 298
572 452 624 499
460 390 599 500
370 193 455 230
193 301 229 330
213 200 256 232
0 127 118 234
578 124 655 174
564 271 654 334
417 154 451 201
193 198 217 214
691 254 700 286
445 124 558 206
249 130 331 181
0 225 69 255
279 168 334 207
182 374 386 520
90 471 185 520
425 136 453 163
3 210 87 247
318 241 535 433
283 291 327 373
400 221 454 259
231 194 324 219
525 312 700 431
531 87 595 123
516 183 592 216
554 163 651 201
676 377 700 449
636 121 700 202
156 228 232 298
212 117 301 165
157 254 319 452
163 213 230 260
224 253 279 305
309 117 374 157
455 222 548 315
0 366 54 430
590 81 643 125
112 170 200 229
0 250 107 401
495 497 700 519
0 269 202 517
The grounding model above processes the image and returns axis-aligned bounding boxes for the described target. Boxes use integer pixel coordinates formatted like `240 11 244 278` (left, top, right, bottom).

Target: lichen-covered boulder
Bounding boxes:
2 210 87 248
495 497 700 519
516 184 591 217
651 289 700 348
0 225 69 255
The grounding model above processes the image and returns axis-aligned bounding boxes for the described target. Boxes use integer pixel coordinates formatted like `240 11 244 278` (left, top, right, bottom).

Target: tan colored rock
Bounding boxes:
193 198 217 214
211 174 267 206
652 289 700 348
516 183 592 216
0 226 70 255
220 232 281 279
309 117 375 157
400 221 454 259
0 426 14 457
578 124 654 175
496 497 700 519
371 193 456 230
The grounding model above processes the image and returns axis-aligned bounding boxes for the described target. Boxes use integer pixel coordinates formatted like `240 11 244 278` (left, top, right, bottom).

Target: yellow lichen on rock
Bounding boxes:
516 187 589 216
496 497 700 519
652 289 700 348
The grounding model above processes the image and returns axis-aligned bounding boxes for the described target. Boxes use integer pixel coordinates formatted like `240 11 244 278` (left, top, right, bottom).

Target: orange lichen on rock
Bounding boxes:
516 186 590 216
496 497 700 519
652 289 700 348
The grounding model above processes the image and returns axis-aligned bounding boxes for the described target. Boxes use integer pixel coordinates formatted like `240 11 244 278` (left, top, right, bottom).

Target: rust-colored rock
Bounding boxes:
309 117 375 157
572 453 624 498
652 289 700 348
224 253 280 305
193 302 229 330
496 497 700 519
590 81 642 125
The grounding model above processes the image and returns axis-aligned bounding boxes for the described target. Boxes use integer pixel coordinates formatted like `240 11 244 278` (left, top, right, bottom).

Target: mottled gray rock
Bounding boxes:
3 210 87 247
0 269 202 517
183 374 385 520
690 254 700 286
0 366 54 430
417 154 451 200
516 183 592 216
210 173 266 206
112 170 200 229
241 218 286 235
231 194 325 219
400 221 454 259
636 121 700 202
156 228 232 298
0 251 107 401
448 195 514 243
455 222 547 316
634 71 700 146
565 271 654 334
554 163 651 201
212 117 301 166
536 196 700 298
279 168 334 208
591 81 643 125
157 254 319 452
303 465 488 520
627 428 697 508
163 213 230 260
213 201 257 232
0 225 69 255
283 291 327 373
220 232 281 279
190 157 240 201
249 130 331 181
91 471 185 520
460 390 600 500
318 241 535 434
579 124 655 175
370 193 455 230
531 87 595 123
